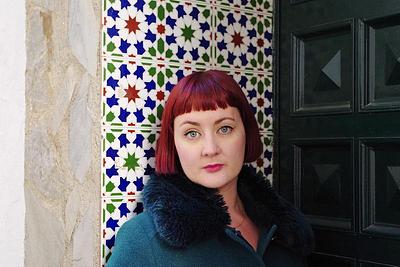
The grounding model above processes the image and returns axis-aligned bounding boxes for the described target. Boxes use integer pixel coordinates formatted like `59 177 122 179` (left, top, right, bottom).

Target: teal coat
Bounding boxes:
108 167 314 267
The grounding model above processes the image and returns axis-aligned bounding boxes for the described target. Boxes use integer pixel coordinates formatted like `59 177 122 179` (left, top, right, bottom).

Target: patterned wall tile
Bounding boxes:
255 72 273 130
101 197 144 265
164 62 208 87
102 58 208 128
229 70 273 131
249 131 273 180
214 7 272 71
102 127 158 197
102 58 163 127
216 0 272 12
164 0 213 66
103 0 165 60
155 62 208 118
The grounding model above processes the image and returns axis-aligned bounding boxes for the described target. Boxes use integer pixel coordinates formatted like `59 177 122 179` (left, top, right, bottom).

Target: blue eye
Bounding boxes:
219 126 233 134
185 131 199 139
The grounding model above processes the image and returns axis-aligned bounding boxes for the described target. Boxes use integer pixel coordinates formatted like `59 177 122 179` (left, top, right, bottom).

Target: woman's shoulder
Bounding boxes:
107 211 158 267
115 211 156 242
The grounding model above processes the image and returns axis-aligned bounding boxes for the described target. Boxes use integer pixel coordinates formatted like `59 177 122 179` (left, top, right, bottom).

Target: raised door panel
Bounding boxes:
362 14 400 111
292 21 354 114
294 139 354 230
308 253 356 267
361 139 400 237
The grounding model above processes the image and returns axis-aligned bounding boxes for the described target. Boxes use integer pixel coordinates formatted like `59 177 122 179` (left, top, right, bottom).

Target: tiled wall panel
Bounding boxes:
101 0 273 265
214 7 272 71
102 127 158 197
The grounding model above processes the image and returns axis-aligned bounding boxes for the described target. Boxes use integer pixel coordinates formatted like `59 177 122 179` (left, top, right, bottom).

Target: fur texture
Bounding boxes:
143 166 314 255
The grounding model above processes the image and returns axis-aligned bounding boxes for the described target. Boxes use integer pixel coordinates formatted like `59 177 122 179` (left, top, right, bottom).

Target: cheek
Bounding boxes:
237 141 246 161
232 132 246 158
174 140 196 169
176 145 189 164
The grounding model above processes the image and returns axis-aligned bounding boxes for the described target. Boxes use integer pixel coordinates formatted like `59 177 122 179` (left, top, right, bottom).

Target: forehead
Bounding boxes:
174 107 241 126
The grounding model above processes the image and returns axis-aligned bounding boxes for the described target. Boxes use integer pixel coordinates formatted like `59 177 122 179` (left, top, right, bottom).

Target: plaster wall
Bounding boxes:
24 0 101 266
0 0 26 266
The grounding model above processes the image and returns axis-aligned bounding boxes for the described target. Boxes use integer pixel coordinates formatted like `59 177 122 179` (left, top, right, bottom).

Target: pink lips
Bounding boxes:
203 164 224 173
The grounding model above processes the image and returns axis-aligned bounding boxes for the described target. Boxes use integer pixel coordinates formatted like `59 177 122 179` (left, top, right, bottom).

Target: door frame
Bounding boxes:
272 0 282 192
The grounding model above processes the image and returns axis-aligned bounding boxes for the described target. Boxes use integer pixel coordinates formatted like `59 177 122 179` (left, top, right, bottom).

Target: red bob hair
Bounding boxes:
155 70 262 174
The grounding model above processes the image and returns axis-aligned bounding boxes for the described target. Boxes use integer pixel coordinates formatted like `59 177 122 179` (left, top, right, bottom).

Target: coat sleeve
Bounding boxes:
107 217 156 267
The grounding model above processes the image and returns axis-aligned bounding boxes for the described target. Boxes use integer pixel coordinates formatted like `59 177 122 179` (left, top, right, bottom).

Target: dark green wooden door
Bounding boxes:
274 1 400 266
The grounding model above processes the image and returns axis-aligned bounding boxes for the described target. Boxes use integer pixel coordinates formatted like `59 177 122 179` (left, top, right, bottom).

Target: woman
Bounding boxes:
108 70 314 267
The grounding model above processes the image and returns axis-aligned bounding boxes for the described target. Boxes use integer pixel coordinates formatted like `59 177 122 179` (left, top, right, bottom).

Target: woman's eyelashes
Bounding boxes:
183 125 234 139
218 125 233 135
184 130 200 139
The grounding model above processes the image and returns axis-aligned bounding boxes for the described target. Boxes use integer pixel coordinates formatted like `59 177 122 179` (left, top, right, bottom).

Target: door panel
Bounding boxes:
296 139 354 230
275 0 400 266
308 253 356 267
362 14 400 111
292 20 354 114
361 139 400 236
360 262 398 267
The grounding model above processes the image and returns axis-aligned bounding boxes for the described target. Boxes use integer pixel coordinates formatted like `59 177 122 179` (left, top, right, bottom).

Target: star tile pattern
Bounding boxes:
217 0 272 12
102 59 162 127
103 0 164 60
214 7 272 71
102 58 207 128
229 70 273 130
102 127 158 197
249 132 273 181
164 1 213 66
101 0 273 265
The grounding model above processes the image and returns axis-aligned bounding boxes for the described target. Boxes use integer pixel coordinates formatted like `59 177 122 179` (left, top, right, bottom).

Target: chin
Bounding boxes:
195 180 223 189
199 175 235 189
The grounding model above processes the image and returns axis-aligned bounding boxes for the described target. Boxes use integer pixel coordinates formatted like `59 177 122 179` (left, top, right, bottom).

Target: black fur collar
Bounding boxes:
143 166 314 255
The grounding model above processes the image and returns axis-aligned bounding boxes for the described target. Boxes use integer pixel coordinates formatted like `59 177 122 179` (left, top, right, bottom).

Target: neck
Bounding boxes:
218 177 245 226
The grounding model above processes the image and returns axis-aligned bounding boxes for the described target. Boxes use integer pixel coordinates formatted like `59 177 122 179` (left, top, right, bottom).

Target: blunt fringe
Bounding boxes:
155 70 263 174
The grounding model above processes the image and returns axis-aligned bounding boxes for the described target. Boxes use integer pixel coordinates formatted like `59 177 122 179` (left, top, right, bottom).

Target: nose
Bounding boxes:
201 134 221 157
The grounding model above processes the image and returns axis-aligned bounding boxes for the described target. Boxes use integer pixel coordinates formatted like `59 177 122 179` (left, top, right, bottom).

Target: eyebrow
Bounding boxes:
179 117 236 127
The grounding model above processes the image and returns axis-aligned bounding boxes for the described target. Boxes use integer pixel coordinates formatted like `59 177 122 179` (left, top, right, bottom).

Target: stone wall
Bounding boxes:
25 0 101 266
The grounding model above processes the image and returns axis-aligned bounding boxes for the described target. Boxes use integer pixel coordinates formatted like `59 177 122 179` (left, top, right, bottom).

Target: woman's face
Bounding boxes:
173 106 246 191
